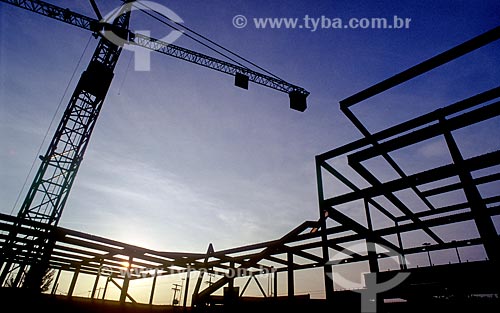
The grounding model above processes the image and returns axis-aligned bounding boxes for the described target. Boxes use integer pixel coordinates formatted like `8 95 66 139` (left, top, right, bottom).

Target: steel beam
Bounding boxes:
326 150 500 207
316 161 335 302
253 275 267 297
364 199 379 273
274 270 278 299
339 26 500 108
67 265 80 297
348 101 500 163
182 269 190 311
110 277 136 303
317 86 500 162
348 161 444 244
440 118 500 262
192 243 214 307
51 268 61 295
149 269 158 305
287 252 294 300
90 259 102 299
119 256 133 304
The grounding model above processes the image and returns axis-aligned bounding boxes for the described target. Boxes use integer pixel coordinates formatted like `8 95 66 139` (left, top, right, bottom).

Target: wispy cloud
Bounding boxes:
61 150 313 252
417 138 449 159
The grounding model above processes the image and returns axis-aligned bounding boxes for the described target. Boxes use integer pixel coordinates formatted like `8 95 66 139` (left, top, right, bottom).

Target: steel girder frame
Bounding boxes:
1 198 499 304
0 24 497 310
316 25 500 302
0 212 326 305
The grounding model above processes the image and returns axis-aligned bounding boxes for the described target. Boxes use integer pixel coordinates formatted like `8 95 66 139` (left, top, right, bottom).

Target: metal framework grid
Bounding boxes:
0 15 498 312
0 212 330 305
316 25 500 302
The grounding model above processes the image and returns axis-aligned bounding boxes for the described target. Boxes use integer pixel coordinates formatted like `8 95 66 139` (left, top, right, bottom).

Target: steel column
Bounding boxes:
287 252 294 300
67 265 80 297
364 199 379 273
274 270 278 299
149 268 158 305
91 259 103 299
316 159 334 302
441 118 500 262
51 268 61 295
183 268 190 311
119 256 133 304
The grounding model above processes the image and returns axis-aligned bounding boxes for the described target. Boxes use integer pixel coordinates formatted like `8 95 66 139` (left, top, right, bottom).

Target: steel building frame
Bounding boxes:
316 25 500 303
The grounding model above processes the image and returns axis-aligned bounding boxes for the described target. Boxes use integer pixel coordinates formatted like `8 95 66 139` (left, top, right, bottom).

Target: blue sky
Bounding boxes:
1 0 500 301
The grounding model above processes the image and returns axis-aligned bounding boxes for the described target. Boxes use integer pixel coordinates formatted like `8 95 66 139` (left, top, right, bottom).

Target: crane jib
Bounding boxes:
0 0 310 111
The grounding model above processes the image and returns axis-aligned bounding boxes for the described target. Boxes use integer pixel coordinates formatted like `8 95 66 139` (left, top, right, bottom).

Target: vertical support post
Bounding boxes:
67 266 80 297
452 241 462 264
225 261 236 308
102 276 110 300
364 199 380 273
273 270 278 299
120 256 133 304
395 221 407 269
316 159 335 302
287 252 294 300
91 259 103 299
364 199 383 313
183 267 191 311
149 268 158 305
51 268 62 295
228 261 235 290
192 243 214 307
440 117 500 263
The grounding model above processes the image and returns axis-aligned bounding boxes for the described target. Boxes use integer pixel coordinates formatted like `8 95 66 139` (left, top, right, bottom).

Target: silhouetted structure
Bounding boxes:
0 1 499 312
313 24 500 311
0 0 309 292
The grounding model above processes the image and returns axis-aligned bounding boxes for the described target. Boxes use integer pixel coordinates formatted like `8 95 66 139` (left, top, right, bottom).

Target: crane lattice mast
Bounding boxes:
0 0 310 289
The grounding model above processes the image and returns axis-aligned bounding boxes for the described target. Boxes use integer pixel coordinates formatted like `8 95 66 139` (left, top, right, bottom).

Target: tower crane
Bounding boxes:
0 0 310 289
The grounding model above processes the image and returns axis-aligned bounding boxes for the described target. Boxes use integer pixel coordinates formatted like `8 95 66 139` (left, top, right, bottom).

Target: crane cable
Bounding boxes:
9 35 93 215
132 5 250 72
117 52 133 95
133 1 284 81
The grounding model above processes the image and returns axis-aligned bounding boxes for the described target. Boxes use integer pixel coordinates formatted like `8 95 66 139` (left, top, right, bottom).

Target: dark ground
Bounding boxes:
0 288 498 313
0 288 181 313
